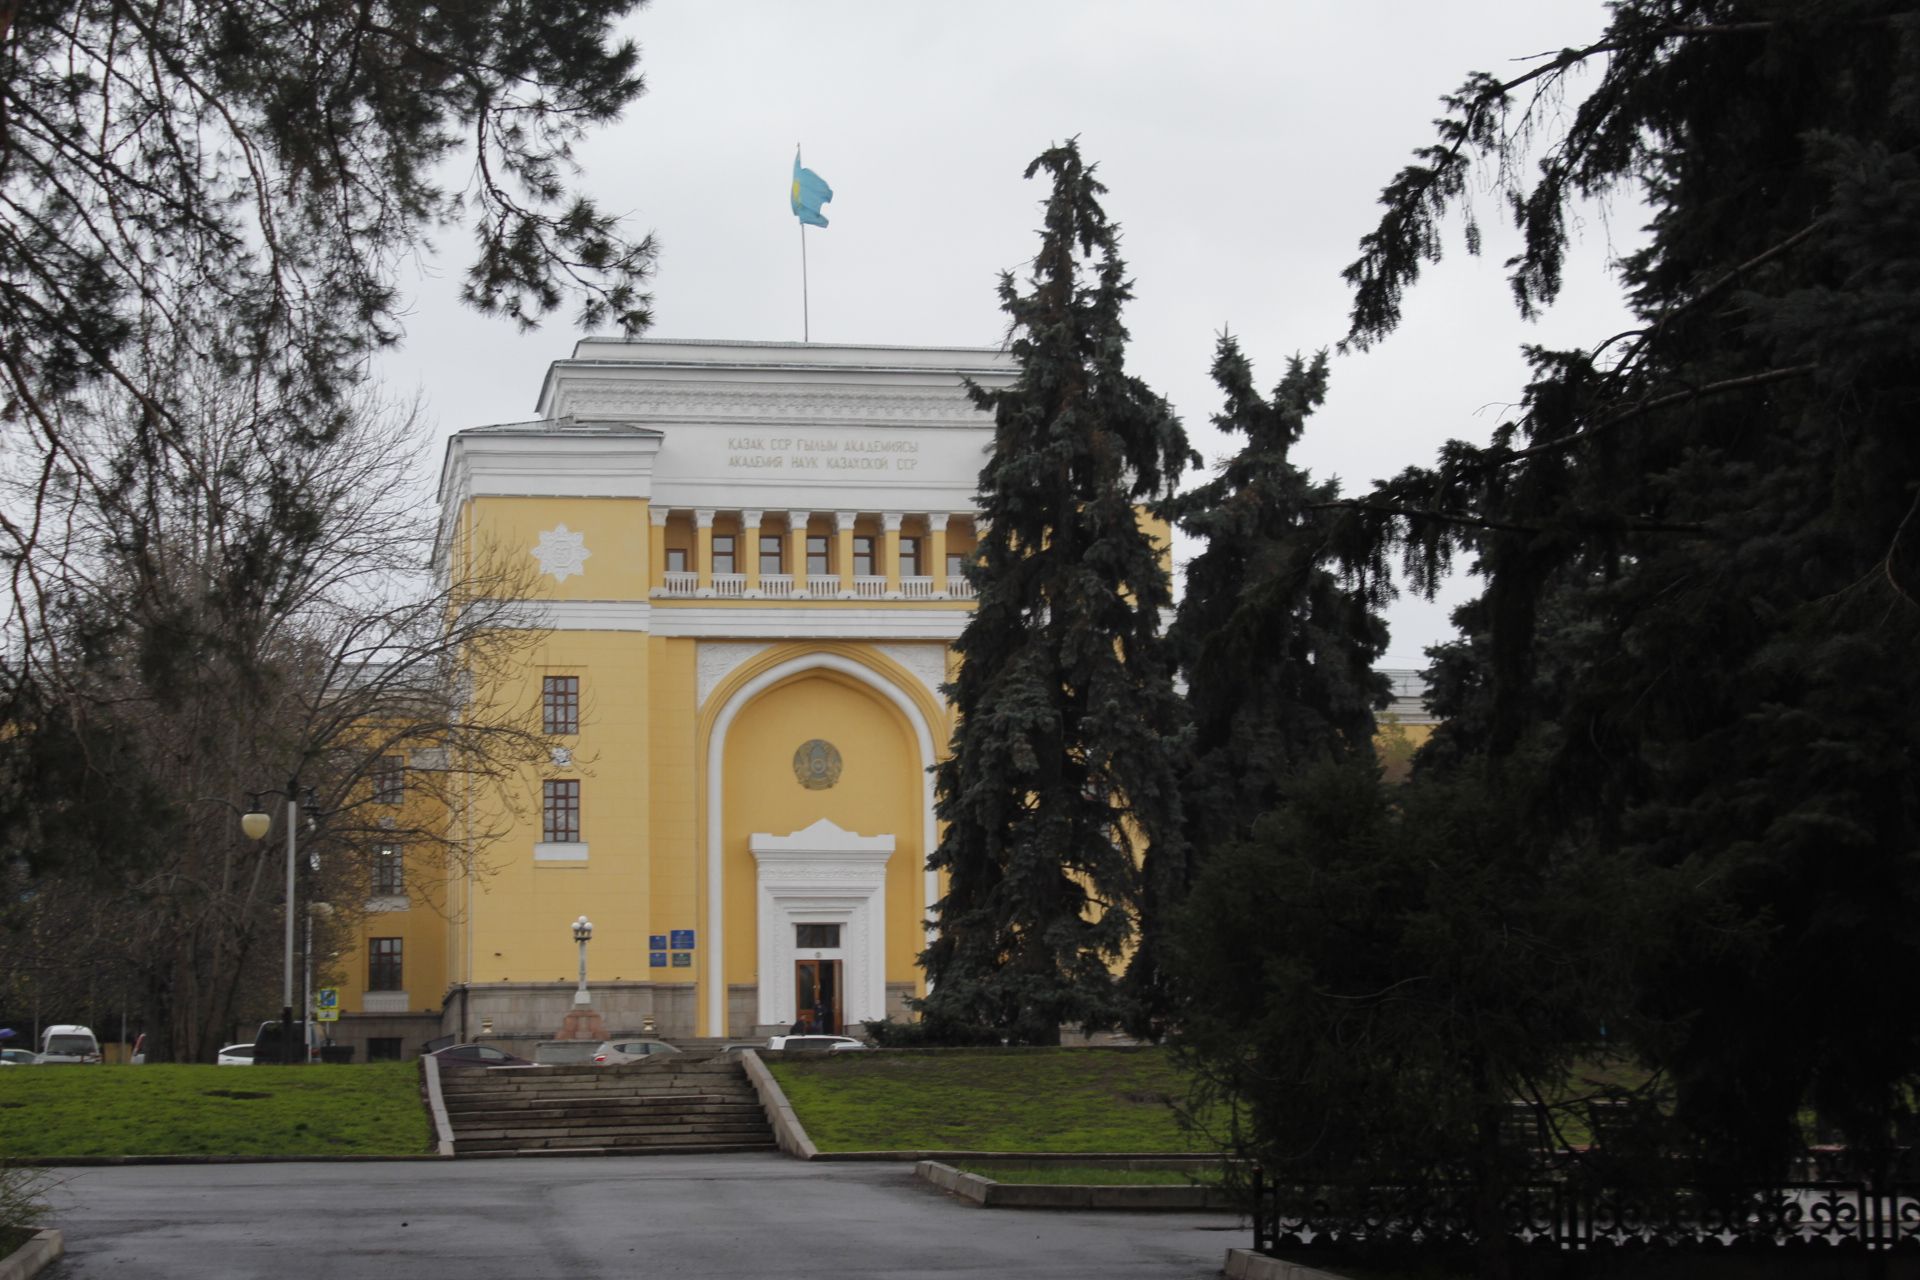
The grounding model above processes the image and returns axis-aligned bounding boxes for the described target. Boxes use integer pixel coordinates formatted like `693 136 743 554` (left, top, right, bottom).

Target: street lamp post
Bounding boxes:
571 915 593 1007
241 784 310 1065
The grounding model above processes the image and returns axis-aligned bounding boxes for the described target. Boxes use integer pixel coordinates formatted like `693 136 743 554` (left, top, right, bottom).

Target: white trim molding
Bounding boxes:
705 653 939 1036
653 607 967 640
534 841 590 863
750 820 895 1029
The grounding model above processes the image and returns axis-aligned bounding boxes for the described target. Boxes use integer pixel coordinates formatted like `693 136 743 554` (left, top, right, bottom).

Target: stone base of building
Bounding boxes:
331 1010 444 1063
443 980 697 1044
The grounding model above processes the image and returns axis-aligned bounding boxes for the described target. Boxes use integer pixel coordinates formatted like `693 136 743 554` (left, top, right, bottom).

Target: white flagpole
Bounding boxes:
798 143 811 343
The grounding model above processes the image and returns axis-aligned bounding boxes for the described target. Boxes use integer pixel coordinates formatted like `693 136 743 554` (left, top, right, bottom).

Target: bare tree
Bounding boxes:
0 361 553 1061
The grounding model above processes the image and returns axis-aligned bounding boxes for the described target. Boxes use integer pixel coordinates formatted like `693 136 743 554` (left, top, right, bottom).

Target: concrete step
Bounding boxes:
447 1106 767 1129
455 1139 778 1158
443 1091 742 1110
456 1132 778 1154
451 1119 776 1142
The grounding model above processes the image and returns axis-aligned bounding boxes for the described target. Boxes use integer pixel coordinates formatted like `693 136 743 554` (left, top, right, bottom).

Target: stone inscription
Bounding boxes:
725 435 919 473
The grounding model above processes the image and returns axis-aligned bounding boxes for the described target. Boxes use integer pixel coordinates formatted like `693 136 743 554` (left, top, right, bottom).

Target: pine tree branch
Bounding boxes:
1308 500 1709 539
1499 363 1821 464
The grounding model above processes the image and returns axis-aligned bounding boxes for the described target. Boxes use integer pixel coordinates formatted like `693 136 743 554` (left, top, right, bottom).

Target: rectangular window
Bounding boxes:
372 755 404 805
542 675 579 735
543 779 581 843
368 938 403 992
372 845 404 897
852 535 875 576
665 547 689 573
806 535 829 575
900 537 921 577
759 534 784 575
712 534 736 575
795 923 841 949
947 553 967 581
367 1037 403 1063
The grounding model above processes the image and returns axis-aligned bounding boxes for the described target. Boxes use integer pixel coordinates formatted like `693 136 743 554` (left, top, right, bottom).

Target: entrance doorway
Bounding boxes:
794 959 842 1034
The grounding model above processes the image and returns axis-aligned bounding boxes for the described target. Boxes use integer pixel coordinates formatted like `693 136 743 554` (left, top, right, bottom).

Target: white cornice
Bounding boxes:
541 379 1001 429
649 608 968 640
439 430 664 505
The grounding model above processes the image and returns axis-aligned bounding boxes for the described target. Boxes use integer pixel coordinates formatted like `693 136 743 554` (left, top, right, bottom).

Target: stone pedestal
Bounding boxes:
555 1006 610 1041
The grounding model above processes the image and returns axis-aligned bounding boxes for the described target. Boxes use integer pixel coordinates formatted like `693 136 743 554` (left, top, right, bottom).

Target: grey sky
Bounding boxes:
383 0 1637 665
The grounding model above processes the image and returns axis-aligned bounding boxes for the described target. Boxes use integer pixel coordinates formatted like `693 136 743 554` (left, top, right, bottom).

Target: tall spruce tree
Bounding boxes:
1324 0 1920 1179
920 141 1194 1046
1128 338 1389 1026
1169 338 1390 850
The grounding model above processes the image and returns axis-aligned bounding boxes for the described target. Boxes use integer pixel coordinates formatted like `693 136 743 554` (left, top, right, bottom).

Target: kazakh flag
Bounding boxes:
791 150 833 227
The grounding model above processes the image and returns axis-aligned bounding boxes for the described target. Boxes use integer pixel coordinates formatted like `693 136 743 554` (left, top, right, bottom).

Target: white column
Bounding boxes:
649 505 670 596
695 509 716 596
787 511 811 596
741 508 763 595
835 511 857 597
881 511 903 599
928 512 950 595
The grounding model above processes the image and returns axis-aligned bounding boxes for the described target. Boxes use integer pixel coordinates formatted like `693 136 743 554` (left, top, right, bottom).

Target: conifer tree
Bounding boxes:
920 141 1194 1045
1169 338 1390 852
1127 338 1389 1026
1319 0 1920 1178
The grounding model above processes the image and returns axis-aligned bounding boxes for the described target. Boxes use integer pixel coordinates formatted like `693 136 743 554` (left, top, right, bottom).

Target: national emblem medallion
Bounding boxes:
792 739 843 790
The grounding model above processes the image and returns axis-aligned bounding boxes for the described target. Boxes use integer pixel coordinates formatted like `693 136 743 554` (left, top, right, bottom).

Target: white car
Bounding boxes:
0 1049 38 1066
216 1043 256 1066
765 1034 867 1052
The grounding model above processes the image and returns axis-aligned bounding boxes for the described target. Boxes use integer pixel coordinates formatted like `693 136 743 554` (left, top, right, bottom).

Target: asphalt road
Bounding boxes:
40 1154 1246 1279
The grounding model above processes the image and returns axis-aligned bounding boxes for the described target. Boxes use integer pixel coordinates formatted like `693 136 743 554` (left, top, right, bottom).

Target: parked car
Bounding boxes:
0 1049 39 1066
216 1043 256 1066
765 1034 867 1052
591 1038 682 1065
426 1043 534 1069
38 1024 103 1064
252 1019 321 1064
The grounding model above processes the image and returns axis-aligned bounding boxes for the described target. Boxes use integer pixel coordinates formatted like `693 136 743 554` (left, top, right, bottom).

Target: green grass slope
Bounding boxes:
764 1047 1214 1153
0 1063 433 1158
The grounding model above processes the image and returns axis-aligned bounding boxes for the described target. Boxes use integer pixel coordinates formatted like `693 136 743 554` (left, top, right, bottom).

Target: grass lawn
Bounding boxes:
954 1163 1223 1187
764 1047 1216 1153
0 1063 433 1159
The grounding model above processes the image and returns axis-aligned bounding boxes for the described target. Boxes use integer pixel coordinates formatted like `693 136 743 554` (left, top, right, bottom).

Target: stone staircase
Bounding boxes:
438 1054 777 1157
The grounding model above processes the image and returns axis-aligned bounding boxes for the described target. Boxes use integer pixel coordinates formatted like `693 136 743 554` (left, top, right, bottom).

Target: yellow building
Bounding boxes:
325 337 1437 1061
330 339 1018 1058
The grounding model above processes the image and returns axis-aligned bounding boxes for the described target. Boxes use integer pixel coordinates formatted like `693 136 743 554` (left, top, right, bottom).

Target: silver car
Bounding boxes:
591 1038 682 1065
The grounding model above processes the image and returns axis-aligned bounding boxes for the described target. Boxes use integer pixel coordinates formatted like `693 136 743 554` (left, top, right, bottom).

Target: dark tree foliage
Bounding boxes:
920 140 1195 1046
1174 760 1643 1280
1325 0 1920 1179
1167 338 1390 856
1133 337 1389 1027
0 0 656 666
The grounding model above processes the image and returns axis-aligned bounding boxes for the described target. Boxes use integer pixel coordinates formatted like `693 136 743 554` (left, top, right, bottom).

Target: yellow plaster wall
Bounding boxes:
462 627 655 986
647 637 701 992
718 668 925 998
466 495 652 602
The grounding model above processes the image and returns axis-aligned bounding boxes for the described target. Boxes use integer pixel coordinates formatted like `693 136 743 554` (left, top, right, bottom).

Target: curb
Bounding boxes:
738 1051 819 1160
0 1229 61 1280
15 1154 451 1167
814 1149 1219 1163
913 1160 1238 1211
1222 1248 1353 1280
421 1054 457 1156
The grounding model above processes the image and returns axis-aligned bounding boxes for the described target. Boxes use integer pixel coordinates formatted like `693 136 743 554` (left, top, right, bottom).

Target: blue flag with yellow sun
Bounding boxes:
791 151 833 227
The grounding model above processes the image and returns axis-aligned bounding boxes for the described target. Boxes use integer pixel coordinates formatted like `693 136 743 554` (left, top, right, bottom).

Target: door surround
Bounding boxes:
749 818 894 1029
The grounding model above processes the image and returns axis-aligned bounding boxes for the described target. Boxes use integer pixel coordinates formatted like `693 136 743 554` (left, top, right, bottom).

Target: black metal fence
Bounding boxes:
1252 1168 1920 1258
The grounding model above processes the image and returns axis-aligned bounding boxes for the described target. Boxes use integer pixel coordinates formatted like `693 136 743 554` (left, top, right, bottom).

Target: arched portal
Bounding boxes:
702 652 938 1035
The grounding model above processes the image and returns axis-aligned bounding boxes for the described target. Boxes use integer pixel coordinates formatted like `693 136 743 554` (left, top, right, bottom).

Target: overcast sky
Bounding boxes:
381 0 1640 666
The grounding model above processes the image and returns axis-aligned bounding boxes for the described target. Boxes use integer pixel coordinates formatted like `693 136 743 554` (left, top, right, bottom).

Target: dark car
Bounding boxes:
426 1043 534 1068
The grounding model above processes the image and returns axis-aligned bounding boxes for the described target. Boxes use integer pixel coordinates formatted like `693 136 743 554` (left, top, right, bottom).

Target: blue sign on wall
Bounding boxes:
669 929 696 950
648 935 667 950
670 952 693 968
649 951 669 968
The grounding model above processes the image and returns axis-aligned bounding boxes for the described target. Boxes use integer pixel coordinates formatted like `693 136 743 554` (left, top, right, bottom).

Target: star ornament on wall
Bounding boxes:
532 524 592 582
